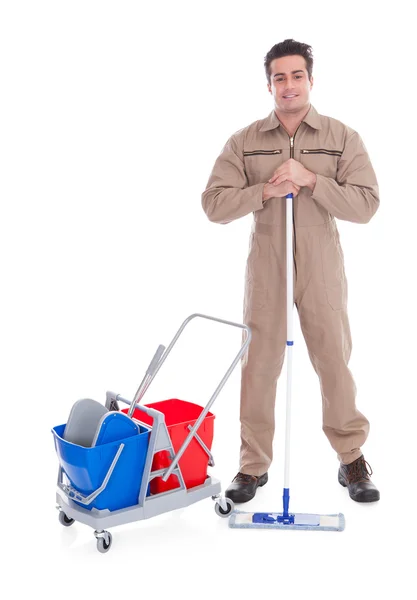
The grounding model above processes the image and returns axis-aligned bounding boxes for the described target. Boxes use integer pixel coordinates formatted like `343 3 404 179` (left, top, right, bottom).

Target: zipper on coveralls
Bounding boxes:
289 128 300 282
301 148 342 156
244 149 282 156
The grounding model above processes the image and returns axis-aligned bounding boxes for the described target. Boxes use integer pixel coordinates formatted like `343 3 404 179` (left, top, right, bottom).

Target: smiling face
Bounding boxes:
267 54 313 115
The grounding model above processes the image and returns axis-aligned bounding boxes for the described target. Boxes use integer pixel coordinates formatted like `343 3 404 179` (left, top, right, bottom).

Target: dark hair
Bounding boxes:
264 39 313 83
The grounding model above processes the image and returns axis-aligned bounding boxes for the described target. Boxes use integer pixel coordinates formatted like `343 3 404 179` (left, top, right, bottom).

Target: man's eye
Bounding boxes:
275 76 302 82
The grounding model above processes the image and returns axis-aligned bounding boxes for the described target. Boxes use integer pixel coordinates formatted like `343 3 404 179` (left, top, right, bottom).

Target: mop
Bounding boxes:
229 193 345 532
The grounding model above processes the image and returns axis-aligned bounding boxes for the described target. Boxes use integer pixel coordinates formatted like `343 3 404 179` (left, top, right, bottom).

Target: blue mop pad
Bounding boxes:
229 510 345 531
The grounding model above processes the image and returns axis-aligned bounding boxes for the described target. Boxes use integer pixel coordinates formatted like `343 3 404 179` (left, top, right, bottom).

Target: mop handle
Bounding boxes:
284 193 294 495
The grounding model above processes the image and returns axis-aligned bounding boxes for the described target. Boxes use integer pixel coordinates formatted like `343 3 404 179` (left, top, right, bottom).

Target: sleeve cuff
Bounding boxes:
253 182 266 211
310 173 328 200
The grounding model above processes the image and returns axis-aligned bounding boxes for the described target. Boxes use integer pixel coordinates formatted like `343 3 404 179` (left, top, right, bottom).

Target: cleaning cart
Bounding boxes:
53 313 251 552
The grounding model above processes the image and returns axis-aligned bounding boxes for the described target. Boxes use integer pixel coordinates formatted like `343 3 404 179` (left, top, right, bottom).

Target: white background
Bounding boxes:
1 0 416 598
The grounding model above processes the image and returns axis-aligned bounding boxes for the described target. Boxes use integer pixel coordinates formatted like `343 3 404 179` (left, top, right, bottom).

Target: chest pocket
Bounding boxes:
243 149 284 185
299 148 342 179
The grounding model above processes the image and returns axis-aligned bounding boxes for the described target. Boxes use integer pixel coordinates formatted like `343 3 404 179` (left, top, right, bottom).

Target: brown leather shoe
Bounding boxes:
338 455 380 502
225 472 268 503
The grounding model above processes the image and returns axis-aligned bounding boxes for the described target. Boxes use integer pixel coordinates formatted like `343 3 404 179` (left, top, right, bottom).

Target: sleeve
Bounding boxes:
201 135 266 224
310 130 380 224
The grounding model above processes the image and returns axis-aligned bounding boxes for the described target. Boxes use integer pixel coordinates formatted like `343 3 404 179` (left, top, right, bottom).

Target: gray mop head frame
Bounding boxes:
229 511 345 531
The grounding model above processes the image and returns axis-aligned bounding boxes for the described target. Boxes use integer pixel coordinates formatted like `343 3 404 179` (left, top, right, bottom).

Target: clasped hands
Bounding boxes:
262 158 317 202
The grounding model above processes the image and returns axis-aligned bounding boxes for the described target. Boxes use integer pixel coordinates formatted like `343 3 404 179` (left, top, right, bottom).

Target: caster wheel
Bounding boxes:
96 531 112 553
215 498 234 517
58 511 75 527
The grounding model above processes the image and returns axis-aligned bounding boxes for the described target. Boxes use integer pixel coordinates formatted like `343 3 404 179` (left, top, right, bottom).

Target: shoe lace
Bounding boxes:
346 457 373 484
233 472 257 484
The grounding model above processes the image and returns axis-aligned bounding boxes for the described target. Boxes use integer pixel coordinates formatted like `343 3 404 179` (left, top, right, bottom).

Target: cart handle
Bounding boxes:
158 313 251 481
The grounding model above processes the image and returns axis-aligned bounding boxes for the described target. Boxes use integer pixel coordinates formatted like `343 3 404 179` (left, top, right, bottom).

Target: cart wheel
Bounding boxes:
58 511 75 527
96 532 112 553
215 498 234 518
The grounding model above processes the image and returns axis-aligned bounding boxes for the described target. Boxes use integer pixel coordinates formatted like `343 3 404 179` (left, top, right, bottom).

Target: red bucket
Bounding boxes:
123 399 214 494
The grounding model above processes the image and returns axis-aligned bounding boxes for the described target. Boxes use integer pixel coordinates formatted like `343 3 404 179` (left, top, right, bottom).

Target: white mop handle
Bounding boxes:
284 193 294 490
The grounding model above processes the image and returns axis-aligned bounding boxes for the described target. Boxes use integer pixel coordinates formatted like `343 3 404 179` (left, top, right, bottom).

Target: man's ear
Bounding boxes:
310 76 314 90
267 82 272 94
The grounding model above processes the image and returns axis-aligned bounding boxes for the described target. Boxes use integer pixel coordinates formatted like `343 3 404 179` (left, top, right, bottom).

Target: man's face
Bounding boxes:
267 55 313 114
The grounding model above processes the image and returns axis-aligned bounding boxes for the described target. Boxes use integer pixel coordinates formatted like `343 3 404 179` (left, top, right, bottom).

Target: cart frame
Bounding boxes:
55 313 251 551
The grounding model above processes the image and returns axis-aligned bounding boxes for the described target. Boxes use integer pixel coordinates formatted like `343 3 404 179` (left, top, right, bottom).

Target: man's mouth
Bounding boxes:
283 94 298 99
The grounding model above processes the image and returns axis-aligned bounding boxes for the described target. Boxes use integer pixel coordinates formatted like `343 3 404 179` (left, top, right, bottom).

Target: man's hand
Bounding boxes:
268 158 317 191
263 180 301 202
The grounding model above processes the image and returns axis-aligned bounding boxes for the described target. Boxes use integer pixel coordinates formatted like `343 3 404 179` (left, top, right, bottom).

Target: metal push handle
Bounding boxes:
127 314 251 425
159 313 251 481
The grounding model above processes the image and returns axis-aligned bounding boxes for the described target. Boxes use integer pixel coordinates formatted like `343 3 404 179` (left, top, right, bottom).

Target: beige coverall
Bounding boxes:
202 104 379 474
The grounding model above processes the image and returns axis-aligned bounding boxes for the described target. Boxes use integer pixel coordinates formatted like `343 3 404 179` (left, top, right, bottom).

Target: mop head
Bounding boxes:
229 510 345 531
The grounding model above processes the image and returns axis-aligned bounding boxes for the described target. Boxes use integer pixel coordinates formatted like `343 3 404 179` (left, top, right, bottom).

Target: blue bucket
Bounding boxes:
52 423 150 512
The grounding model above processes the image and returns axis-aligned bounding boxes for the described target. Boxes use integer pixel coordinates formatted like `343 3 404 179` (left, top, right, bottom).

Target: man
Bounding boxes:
201 39 380 504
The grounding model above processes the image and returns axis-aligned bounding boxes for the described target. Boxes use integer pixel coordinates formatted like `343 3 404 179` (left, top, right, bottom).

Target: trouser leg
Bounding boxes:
239 231 288 475
295 225 369 465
